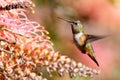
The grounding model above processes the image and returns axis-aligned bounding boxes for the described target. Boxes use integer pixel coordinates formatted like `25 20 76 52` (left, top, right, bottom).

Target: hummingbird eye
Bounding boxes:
73 20 80 25
72 22 77 25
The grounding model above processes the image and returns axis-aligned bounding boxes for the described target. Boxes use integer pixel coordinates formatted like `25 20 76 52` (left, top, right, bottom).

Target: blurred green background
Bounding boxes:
29 0 120 80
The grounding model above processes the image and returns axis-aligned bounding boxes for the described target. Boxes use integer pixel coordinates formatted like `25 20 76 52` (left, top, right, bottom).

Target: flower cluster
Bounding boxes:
0 0 100 80
47 55 100 78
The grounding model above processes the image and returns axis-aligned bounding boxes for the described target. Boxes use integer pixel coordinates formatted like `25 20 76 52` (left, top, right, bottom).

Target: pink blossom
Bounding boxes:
0 0 99 80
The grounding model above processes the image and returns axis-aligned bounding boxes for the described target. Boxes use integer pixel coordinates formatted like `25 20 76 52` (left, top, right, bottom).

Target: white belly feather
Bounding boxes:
74 33 85 46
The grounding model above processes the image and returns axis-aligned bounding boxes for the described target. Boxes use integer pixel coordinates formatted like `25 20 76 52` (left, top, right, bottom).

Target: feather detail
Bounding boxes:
85 42 99 66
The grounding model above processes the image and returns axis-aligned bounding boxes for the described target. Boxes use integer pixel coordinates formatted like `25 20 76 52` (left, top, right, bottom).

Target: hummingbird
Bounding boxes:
58 17 106 66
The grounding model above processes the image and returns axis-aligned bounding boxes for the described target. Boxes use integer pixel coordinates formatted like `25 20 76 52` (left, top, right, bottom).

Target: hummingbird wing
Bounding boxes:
87 35 106 42
85 42 99 66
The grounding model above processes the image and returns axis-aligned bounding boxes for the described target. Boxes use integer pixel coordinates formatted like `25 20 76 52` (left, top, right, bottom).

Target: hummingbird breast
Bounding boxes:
74 33 88 53
74 33 87 46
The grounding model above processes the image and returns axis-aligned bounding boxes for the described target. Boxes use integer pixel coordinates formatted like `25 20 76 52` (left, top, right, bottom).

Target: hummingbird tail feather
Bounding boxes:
88 54 99 66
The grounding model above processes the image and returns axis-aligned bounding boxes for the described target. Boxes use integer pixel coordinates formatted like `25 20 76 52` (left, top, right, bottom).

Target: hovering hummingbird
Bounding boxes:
58 17 106 66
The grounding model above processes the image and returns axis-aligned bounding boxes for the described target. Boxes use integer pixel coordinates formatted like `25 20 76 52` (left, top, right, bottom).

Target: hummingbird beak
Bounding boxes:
57 17 77 25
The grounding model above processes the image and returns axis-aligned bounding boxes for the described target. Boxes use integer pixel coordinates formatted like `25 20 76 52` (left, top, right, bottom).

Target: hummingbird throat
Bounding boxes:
77 22 84 33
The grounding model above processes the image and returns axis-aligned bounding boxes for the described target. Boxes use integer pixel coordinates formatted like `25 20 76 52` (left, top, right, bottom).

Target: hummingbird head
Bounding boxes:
57 17 84 34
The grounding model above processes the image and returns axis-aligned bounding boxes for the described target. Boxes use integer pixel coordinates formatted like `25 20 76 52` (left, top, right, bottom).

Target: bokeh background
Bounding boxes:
29 0 120 80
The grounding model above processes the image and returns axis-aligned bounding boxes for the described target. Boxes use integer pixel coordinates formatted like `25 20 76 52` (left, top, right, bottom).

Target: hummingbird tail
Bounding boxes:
87 54 99 66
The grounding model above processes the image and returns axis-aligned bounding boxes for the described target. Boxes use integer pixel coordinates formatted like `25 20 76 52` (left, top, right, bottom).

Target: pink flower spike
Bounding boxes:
0 1 100 80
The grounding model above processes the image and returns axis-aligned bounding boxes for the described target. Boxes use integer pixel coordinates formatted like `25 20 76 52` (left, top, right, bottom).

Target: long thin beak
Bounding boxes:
57 17 76 24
